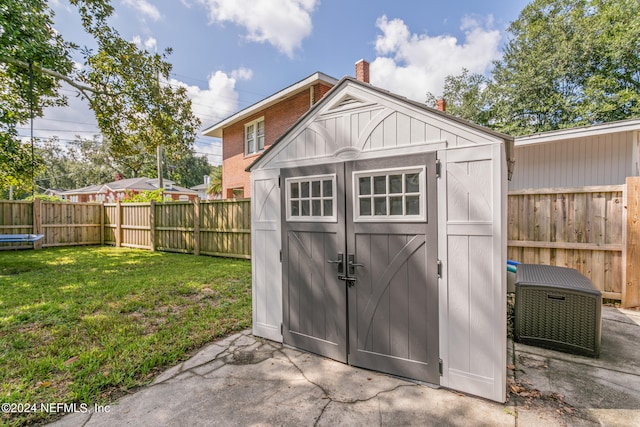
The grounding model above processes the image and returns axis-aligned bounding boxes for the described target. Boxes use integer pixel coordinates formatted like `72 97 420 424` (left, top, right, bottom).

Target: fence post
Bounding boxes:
32 199 43 250
100 203 105 246
624 176 640 308
115 200 122 248
149 200 156 251
193 198 200 256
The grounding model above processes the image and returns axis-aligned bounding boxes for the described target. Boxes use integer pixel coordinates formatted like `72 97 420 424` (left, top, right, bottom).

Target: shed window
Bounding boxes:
354 167 426 221
245 118 265 156
286 174 336 222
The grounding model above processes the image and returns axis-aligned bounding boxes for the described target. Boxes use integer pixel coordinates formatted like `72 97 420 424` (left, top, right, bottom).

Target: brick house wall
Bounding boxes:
222 82 334 198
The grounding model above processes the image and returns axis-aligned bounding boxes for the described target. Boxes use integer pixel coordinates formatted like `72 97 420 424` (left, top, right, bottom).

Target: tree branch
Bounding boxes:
0 55 103 99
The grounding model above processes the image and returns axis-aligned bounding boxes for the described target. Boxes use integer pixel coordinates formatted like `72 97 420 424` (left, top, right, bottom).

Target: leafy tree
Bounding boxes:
168 153 212 189
35 136 212 193
25 194 65 202
121 189 166 203
489 0 640 135
36 137 77 191
426 69 491 126
1 0 201 195
428 0 640 136
207 166 223 198
0 0 73 192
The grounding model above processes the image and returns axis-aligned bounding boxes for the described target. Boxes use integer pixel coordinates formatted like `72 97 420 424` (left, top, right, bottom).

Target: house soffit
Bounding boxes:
515 118 640 147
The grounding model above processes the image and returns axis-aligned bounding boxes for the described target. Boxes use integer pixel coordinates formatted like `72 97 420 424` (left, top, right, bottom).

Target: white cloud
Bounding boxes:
132 35 157 51
122 0 162 21
195 0 318 57
170 68 252 127
370 15 502 102
173 68 253 165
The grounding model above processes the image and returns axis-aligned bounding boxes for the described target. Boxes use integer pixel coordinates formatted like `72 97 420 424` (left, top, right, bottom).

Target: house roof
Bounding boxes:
190 183 209 191
201 72 339 138
515 117 640 146
247 76 515 173
62 177 197 195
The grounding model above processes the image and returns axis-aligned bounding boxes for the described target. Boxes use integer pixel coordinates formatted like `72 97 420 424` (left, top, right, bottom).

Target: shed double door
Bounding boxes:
281 153 439 384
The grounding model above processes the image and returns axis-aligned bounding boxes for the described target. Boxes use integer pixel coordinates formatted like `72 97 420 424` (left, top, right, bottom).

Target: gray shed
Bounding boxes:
248 77 514 402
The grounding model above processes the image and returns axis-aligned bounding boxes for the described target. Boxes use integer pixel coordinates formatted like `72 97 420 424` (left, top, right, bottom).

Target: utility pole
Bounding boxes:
29 62 35 197
156 69 163 190
157 144 163 189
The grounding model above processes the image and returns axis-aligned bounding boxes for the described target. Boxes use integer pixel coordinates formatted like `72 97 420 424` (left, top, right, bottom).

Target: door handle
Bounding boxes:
347 254 365 275
327 252 344 274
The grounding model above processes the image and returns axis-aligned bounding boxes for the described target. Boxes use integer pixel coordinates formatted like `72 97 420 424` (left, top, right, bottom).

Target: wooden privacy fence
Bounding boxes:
103 199 250 258
0 199 250 259
2 180 639 306
508 176 640 308
0 200 103 250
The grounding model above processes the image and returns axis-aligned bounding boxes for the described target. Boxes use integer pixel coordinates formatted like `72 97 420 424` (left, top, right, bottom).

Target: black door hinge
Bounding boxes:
278 176 281 188
280 323 283 334
436 160 442 178
439 358 443 376
437 260 442 278
279 250 282 262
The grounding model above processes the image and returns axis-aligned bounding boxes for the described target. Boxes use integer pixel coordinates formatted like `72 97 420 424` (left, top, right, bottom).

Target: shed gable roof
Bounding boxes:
249 77 513 172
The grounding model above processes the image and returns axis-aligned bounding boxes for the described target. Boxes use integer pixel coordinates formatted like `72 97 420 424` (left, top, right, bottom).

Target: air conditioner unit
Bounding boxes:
514 264 602 358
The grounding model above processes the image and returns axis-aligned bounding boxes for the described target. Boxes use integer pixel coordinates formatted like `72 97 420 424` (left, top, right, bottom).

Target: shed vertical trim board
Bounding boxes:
251 169 282 341
439 144 506 402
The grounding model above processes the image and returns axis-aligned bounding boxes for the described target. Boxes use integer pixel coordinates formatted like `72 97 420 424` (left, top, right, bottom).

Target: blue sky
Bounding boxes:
28 0 530 165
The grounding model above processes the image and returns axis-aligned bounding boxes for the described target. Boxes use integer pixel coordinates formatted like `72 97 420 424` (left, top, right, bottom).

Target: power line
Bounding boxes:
169 72 270 99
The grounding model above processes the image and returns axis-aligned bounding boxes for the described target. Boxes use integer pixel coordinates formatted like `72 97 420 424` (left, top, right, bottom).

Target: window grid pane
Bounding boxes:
257 121 265 150
373 176 386 194
374 197 387 215
245 120 264 155
359 177 371 195
356 170 423 219
323 180 332 197
288 176 335 220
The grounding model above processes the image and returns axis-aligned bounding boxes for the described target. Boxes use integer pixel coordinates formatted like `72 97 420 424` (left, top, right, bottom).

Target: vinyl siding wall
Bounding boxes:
509 131 636 190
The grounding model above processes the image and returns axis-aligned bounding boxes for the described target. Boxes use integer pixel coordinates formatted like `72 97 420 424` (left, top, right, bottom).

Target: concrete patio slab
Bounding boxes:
49 307 640 426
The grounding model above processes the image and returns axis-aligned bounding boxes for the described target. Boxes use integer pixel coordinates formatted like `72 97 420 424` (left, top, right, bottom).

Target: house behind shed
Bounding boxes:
249 76 514 403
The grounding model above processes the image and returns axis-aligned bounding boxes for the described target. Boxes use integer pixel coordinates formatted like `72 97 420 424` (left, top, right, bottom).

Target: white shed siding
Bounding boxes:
438 144 506 402
251 169 282 341
510 131 635 190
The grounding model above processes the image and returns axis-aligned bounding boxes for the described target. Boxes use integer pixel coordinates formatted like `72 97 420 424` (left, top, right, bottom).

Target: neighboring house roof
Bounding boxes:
202 72 339 138
190 183 209 191
62 177 197 195
63 184 103 195
248 76 515 173
515 117 640 146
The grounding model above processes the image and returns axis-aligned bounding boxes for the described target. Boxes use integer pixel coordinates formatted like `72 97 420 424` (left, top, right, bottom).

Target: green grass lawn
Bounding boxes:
0 246 252 426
